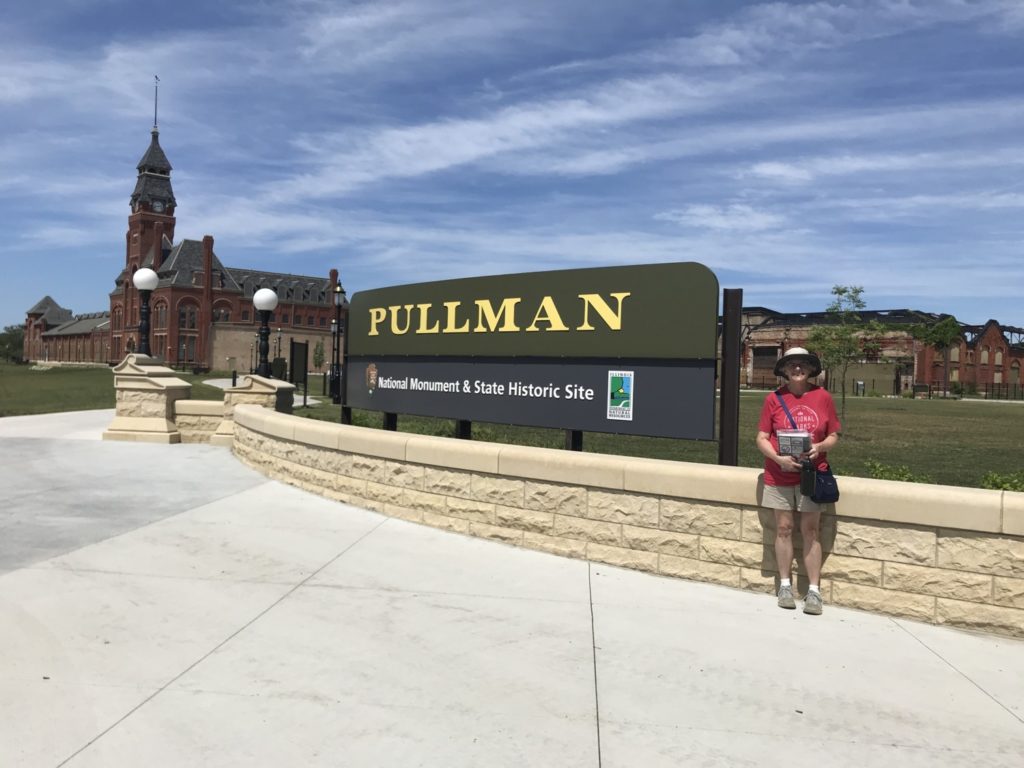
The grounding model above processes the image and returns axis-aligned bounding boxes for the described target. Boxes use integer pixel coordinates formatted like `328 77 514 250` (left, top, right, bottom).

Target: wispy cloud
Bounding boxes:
2 0 1024 329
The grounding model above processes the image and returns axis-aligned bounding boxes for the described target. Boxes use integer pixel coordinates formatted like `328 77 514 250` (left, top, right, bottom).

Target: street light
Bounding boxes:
253 288 278 377
276 328 282 359
331 283 348 404
133 267 159 357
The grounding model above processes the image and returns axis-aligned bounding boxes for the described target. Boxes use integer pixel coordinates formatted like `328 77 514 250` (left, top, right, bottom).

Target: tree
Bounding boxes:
909 315 962 397
0 324 25 363
313 339 325 372
806 286 884 422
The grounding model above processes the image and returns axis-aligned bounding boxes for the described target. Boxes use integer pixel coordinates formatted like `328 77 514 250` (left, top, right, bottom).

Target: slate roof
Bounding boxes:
42 312 110 337
108 239 331 305
26 296 73 326
155 239 242 291
130 129 176 210
137 129 172 173
228 269 332 306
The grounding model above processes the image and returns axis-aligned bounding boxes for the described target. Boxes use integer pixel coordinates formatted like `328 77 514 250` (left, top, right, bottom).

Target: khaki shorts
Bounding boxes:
762 483 824 514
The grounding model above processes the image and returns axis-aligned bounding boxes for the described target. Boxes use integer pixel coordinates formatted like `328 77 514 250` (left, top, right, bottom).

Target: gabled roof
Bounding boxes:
157 239 242 291
227 268 332 306
42 312 110 337
26 296 74 326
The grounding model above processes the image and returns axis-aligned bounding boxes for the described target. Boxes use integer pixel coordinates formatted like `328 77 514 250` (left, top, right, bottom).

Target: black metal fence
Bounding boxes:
978 382 1024 400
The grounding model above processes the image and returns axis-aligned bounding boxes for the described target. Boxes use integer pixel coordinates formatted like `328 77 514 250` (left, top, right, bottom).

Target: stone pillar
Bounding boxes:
102 354 192 443
211 374 296 447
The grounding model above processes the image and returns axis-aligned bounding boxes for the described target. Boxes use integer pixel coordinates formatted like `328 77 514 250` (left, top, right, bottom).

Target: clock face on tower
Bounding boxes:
152 200 165 213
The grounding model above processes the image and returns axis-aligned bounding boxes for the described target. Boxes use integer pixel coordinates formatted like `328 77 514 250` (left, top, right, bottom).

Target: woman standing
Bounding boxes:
755 347 841 615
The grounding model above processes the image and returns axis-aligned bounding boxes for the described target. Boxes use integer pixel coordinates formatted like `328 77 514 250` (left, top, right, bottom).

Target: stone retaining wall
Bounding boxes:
174 400 224 443
231 404 1024 638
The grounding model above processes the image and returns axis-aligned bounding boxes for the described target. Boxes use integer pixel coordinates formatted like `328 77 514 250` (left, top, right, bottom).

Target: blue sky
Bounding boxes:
2 0 1023 331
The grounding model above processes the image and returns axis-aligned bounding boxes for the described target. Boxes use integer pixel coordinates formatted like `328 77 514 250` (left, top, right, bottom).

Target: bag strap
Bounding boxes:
774 391 798 430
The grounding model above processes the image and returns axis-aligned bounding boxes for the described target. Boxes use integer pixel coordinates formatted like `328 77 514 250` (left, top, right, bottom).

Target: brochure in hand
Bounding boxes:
777 429 811 458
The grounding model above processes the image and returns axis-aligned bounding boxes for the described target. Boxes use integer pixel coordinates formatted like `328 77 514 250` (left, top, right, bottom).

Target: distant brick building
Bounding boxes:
24 126 345 372
738 308 1024 395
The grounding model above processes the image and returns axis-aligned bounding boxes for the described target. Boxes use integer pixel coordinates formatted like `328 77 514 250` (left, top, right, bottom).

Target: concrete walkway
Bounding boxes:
1 411 1022 767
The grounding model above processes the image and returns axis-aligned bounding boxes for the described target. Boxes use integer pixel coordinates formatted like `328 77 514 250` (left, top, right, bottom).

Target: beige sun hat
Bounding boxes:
774 347 822 378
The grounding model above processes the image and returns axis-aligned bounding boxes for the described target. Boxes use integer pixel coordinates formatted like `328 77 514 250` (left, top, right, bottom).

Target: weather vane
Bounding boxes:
153 75 160 130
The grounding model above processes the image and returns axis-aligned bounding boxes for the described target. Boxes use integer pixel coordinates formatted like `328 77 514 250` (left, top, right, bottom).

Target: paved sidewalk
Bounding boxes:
1 410 1022 767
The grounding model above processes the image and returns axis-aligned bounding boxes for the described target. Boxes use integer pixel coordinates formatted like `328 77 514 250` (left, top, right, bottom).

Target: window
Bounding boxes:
949 346 959 362
319 317 326 327
981 346 990 365
995 350 1003 366
178 304 198 330
1012 361 1021 384
967 350 974 363
294 315 302 325
281 314 289 324
154 303 168 329
242 309 250 321
307 316 314 326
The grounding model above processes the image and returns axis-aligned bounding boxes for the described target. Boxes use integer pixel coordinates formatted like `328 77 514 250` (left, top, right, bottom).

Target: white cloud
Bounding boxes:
654 204 788 232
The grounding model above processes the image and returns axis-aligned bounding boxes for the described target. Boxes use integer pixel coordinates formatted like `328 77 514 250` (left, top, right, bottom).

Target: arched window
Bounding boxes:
995 349 1003 366
949 346 959 362
178 303 198 330
1012 361 1021 384
153 302 168 329
981 346 990 365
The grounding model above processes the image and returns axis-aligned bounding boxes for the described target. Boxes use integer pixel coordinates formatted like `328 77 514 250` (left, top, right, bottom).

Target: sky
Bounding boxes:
2 0 1023 331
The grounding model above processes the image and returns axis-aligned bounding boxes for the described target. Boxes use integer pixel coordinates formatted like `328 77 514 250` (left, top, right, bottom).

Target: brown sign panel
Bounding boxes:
348 262 718 359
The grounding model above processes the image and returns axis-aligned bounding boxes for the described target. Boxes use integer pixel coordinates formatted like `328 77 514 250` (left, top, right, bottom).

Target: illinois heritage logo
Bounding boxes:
365 363 379 395
607 370 634 421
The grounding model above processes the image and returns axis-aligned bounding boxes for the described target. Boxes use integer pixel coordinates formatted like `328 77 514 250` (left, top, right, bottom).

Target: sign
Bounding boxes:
346 359 715 439
348 262 718 359
345 262 719 440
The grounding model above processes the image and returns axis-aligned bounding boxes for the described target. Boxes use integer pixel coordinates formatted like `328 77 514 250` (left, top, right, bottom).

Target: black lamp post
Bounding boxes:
276 328 282 359
330 318 338 399
133 267 159 357
331 283 348 404
253 288 278 377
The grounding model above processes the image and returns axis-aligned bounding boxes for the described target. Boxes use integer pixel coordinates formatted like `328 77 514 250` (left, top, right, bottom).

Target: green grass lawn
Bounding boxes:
294 391 1024 490
0 362 226 416
2 362 1020 489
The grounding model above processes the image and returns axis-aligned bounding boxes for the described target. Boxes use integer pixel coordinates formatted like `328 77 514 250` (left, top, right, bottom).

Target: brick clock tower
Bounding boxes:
111 126 177 359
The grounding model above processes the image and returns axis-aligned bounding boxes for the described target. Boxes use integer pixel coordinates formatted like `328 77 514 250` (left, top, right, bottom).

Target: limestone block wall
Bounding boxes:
230 404 1024 638
173 400 224 443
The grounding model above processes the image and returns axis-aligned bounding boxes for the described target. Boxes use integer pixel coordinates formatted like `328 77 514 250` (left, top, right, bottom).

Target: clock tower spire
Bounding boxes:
126 80 176 274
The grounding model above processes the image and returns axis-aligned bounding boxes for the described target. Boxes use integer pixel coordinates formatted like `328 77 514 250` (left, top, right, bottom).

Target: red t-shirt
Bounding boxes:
758 385 841 487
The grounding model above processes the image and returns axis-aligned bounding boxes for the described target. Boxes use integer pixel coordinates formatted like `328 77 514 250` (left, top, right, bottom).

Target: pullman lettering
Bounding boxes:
367 292 631 336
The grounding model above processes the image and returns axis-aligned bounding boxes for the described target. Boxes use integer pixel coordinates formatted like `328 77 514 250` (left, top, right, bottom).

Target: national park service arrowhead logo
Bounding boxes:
365 363 379 395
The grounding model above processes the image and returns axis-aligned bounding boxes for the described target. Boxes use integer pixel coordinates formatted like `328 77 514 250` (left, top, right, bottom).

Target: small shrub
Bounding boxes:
864 459 933 484
980 471 1024 492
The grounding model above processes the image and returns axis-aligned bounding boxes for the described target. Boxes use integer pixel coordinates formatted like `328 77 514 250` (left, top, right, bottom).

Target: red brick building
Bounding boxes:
739 308 1024 396
24 126 345 371
918 319 1024 393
